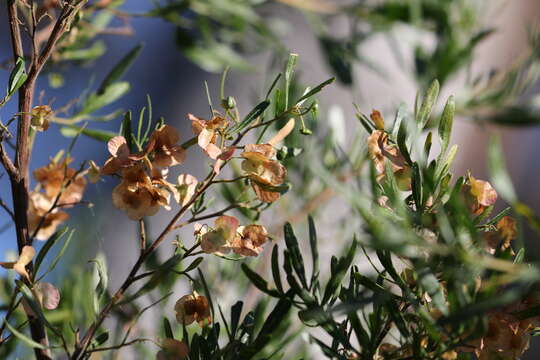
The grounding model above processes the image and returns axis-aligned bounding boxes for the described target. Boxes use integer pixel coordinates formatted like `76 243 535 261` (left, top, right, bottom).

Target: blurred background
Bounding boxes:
1 0 540 358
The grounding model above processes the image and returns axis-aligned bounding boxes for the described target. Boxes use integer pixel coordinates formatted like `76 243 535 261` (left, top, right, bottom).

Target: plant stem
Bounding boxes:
4 1 88 358
72 172 217 359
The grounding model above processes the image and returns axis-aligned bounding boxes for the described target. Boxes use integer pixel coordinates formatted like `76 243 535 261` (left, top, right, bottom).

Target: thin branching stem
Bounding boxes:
0 197 15 221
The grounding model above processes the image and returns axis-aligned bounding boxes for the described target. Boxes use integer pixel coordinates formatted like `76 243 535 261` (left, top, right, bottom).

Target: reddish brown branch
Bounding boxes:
5 1 88 359
7 0 23 62
0 142 18 179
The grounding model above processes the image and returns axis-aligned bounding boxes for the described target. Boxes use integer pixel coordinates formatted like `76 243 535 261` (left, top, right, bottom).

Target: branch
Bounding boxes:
5 2 89 358
73 99 264 358
7 0 23 62
210 176 247 184
0 142 18 179
29 0 88 82
0 197 15 221
86 338 156 353
172 202 249 230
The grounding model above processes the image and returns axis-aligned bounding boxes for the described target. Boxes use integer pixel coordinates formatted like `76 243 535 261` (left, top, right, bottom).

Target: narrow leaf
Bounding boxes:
296 78 335 104
98 43 143 94
417 79 439 129
438 95 455 155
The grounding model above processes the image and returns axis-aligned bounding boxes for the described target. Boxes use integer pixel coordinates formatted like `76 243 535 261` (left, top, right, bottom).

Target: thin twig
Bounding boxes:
0 141 18 179
130 270 155 283
210 176 247 184
0 198 15 221
0 290 21 342
139 219 146 253
86 338 156 353
119 293 173 346
30 0 38 66
172 202 249 230
7 0 24 62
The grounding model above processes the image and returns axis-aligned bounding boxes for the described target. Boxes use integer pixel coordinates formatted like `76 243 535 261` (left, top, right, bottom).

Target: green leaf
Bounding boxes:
183 42 253 73
308 215 319 289
296 78 335 104
34 227 69 276
375 250 404 287
265 73 282 100
386 299 410 338
240 296 292 358
5 321 51 350
485 207 512 226
438 95 455 155
8 57 27 95
39 229 74 279
391 103 407 139
183 257 203 273
89 254 108 313
271 245 283 294
98 43 143 94
411 162 423 210
241 263 280 297
397 120 413 165
514 248 525 264
423 131 432 158
283 222 307 288
310 336 341 358
230 301 243 338
418 269 448 315
284 53 298 109
60 125 117 142
78 81 130 116
230 100 270 133
94 332 109 346
417 79 439 129
163 317 174 339
322 237 357 304
18 282 55 331
488 136 516 203
121 111 133 151
61 40 106 61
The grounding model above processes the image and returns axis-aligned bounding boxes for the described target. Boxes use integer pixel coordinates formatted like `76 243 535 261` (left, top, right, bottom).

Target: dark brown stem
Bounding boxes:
5 1 88 359
0 141 18 178
7 0 23 62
